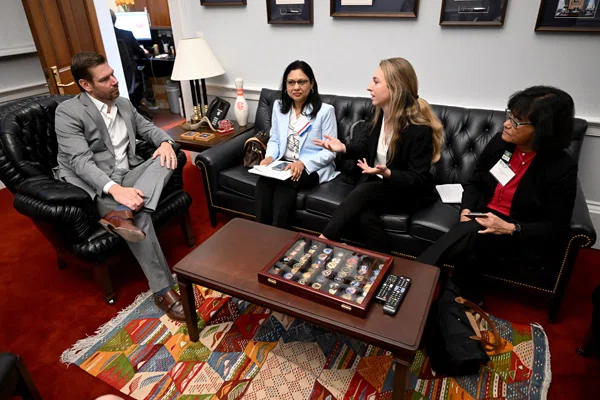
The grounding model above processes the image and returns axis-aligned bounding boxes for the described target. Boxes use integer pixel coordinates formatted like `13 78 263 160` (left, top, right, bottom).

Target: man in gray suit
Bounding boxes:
55 52 185 321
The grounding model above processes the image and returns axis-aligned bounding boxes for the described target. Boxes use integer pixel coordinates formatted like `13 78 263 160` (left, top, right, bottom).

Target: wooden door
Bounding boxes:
131 0 171 28
21 0 106 95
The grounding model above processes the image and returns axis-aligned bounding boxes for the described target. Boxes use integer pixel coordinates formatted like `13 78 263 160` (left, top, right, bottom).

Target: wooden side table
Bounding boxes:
167 121 254 152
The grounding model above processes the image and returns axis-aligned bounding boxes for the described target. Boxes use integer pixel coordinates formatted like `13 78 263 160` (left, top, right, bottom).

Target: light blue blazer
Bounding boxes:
265 100 340 183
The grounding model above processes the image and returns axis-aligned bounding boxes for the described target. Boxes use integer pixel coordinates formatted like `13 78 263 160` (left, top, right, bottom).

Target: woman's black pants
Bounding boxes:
416 217 520 302
254 170 319 228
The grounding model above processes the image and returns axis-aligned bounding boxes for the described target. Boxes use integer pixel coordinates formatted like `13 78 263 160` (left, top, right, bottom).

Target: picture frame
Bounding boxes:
535 0 600 32
330 0 419 19
200 0 246 6
439 0 508 26
267 0 313 25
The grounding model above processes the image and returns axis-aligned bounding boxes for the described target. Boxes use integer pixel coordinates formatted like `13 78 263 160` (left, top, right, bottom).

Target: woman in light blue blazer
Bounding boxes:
255 60 339 228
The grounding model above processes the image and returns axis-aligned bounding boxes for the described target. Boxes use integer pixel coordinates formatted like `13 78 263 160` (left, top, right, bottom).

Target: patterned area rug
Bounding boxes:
61 285 396 399
407 316 551 400
61 285 551 399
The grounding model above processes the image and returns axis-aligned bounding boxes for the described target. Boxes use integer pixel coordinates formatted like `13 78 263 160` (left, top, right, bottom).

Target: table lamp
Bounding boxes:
171 37 225 128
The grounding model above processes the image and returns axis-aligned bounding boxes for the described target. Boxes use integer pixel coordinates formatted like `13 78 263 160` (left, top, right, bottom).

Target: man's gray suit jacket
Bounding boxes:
54 93 171 199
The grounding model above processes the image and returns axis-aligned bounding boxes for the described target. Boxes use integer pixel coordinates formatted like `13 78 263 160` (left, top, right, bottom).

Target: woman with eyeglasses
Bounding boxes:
417 86 577 304
254 60 339 228
314 57 444 253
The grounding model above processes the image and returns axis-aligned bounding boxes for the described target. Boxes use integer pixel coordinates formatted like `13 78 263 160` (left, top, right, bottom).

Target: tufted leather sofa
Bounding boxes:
196 88 596 321
0 95 194 304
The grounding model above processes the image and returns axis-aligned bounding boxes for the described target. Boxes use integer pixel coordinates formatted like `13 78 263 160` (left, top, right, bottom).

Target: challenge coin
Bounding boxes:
322 269 332 277
334 276 344 283
350 280 361 288
338 271 348 279
311 244 318 250
329 283 340 290
329 288 338 295
356 296 365 304
355 275 364 282
284 272 294 280
298 278 307 285
316 275 326 283
346 257 358 265
326 262 337 270
336 252 345 258
303 272 312 279
273 267 281 274
342 267 351 274
318 254 328 261
312 283 322 290
342 293 353 300
323 248 333 254
345 287 357 295
332 257 341 264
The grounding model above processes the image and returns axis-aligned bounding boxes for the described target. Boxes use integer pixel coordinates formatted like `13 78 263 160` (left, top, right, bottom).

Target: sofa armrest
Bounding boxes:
569 178 597 248
194 129 256 192
13 176 95 242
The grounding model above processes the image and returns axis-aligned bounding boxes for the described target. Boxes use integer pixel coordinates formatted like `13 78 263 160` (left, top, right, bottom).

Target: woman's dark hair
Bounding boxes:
279 60 322 119
508 86 575 153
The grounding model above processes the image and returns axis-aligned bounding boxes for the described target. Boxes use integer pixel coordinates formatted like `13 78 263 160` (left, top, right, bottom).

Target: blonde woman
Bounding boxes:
314 57 443 253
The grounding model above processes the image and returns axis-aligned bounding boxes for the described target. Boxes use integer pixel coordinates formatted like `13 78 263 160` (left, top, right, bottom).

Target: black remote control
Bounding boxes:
383 277 411 315
375 274 399 303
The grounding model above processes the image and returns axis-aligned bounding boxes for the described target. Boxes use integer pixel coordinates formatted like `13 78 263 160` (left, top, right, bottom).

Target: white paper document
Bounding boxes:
249 161 292 181
276 0 304 5
341 0 373 5
435 184 464 204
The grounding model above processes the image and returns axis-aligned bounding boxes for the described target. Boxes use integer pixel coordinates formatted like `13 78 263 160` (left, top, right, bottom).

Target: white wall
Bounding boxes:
169 0 600 248
0 2 48 103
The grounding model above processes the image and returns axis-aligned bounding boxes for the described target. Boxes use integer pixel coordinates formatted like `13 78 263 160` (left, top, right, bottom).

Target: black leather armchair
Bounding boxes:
0 95 193 304
196 88 596 321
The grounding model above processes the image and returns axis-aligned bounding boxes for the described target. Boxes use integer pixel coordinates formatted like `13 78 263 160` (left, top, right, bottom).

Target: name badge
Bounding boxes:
501 150 512 163
295 116 312 137
490 159 515 186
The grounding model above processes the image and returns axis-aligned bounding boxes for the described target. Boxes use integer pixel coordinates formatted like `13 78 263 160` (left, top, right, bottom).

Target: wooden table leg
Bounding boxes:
178 276 200 342
392 358 410 400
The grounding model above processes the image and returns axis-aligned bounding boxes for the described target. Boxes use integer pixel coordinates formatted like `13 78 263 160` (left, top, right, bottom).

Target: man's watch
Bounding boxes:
164 139 176 146
512 223 522 236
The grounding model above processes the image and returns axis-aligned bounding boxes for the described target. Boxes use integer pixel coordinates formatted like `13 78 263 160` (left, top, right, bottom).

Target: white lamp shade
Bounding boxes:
171 37 225 81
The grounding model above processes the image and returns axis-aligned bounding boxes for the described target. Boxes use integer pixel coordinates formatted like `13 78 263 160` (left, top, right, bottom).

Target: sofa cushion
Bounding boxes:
219 166 259 199
304 177 355 217
409 199 461 242
304 176 410 233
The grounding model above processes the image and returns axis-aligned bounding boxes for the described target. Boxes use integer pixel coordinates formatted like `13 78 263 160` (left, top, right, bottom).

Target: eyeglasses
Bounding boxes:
505 109 533 129
286 79 309 87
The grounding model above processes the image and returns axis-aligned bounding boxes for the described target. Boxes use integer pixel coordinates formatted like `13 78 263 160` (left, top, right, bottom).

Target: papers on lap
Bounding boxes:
249 161 292 181
435 184 464 203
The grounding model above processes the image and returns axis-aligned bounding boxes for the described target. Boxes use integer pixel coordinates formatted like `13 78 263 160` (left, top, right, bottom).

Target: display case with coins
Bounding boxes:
258 234 392 317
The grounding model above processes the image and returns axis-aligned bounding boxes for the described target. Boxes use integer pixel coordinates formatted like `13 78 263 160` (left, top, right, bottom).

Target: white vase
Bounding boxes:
234 77 249 127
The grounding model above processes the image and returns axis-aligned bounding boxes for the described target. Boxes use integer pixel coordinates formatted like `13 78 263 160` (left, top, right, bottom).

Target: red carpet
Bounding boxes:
1 154 599 399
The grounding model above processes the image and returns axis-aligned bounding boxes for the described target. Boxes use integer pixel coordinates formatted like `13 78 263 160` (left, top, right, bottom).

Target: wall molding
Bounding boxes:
0 45 37 57
0 81 48 104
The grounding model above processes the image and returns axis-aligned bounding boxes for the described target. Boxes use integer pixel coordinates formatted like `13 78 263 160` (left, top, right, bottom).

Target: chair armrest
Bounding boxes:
194 129 256 192
18 176 92 206
13 176 95 242
569 178 596 248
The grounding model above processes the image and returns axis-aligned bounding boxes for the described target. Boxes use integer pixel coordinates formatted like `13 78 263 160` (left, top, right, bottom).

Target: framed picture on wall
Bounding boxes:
330 0 419 18
439 0 508 26
267 0 313 24
200 0 247 6
536 0 600 32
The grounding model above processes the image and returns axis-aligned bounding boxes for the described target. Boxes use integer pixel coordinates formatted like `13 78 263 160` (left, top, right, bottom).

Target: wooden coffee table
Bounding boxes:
167 121 254 152
174 218 439 399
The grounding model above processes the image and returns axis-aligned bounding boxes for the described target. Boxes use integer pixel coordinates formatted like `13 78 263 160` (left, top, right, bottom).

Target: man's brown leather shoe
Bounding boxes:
154 289 186 322
100 210 145 243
